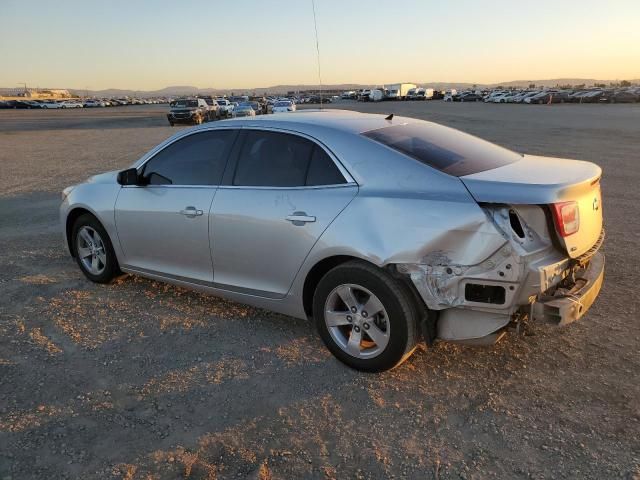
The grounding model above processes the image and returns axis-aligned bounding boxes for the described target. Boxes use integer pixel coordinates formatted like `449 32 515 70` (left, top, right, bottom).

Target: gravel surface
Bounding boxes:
0 103 638 479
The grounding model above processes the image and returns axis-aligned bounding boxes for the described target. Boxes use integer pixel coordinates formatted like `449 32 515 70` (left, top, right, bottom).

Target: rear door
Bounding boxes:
210 129 358 297
115 129 238 282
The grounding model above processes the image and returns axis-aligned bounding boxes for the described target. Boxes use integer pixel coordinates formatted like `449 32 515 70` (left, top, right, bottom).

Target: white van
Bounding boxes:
385 83 417 100
369 89 384 102
415 88 434 100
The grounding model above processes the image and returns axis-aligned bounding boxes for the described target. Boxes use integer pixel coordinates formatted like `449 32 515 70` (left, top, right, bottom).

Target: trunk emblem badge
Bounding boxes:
593 198 599 211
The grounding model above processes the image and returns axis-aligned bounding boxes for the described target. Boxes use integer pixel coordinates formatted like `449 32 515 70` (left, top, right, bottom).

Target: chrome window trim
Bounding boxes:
121 184 220 189
130 122 357 188
216 183 357 191
122 183 357 191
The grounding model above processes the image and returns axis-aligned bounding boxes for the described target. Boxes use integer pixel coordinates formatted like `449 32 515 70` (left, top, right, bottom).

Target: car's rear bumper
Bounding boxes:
532 251 604 326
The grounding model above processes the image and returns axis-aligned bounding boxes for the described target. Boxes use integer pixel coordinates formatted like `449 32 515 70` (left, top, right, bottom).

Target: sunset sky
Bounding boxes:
1 0 639 90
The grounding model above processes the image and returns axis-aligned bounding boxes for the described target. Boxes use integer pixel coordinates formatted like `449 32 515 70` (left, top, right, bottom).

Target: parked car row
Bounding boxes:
166 96 300 126
337 85 640 105
0 97 169 109
446 87 640 104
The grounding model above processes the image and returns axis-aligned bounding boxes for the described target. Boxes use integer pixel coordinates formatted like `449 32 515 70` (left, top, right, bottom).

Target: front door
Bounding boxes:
211 129 357 297
115 129 238 282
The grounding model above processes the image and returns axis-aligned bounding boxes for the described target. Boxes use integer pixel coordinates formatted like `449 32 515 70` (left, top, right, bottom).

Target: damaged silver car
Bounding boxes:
60 110 605 371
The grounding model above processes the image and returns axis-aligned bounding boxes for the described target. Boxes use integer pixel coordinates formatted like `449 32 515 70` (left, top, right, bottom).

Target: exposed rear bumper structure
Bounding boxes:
532 251 605 326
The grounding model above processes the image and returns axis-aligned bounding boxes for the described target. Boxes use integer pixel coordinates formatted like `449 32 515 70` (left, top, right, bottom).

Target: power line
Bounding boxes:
311 0 323 109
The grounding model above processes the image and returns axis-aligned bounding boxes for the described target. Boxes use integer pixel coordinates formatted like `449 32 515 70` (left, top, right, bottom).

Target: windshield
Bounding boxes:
274 101 290 107
174 100 198 108
216 100 226 105
362 122 521 177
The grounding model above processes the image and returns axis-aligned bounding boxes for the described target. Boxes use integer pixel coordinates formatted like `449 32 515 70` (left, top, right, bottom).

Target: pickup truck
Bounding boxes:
167 98 210 126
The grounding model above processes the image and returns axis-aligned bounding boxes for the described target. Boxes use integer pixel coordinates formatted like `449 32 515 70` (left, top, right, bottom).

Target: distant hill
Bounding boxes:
5 78 638 98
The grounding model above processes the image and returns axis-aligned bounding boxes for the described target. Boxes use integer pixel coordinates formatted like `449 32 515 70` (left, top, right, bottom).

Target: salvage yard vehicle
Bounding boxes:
197 96 220 121
458 92 484 102
60 111 605 372
231 104 256 117
166 98 210 126
41 99 64 109
385 83 417 100
61 100 84 108
272 100 296 112
216 99 234 118
414 88 434 100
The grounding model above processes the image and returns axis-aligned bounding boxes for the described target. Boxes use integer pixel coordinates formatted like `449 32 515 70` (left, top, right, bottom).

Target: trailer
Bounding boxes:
385 83 417 100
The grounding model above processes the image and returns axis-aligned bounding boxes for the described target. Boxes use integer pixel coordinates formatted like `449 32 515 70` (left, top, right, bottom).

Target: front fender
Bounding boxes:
60 183 122 260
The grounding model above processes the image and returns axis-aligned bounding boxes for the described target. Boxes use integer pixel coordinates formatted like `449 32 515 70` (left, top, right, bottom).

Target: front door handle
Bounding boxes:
286 211 316 225
180 206 203 218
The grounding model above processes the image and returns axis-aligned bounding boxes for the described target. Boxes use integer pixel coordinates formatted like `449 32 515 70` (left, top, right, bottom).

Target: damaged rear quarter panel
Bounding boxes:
294 176 507 307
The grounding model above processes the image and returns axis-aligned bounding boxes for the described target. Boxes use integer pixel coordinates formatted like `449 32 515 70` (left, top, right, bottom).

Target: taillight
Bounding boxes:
552 201 580 237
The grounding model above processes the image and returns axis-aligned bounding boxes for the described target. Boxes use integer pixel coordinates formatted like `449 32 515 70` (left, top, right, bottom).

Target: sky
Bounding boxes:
1 0 639 91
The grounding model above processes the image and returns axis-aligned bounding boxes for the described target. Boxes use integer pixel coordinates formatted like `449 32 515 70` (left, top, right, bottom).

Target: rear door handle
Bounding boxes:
286 211 316 225
180 206 203 218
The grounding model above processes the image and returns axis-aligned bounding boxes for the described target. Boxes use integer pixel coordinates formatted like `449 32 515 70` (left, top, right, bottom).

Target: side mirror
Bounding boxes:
117 168 140 186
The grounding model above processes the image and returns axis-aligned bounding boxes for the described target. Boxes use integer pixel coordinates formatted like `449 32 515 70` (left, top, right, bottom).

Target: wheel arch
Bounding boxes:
65 207 99 257
302 255 372 318
302 253 435 342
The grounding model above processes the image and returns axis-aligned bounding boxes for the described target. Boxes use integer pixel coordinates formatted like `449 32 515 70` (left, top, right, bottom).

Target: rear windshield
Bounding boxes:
362 122 521 177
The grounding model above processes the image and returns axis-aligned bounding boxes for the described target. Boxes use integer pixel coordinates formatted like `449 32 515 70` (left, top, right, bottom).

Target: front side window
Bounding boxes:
233 131 346 187
142 130 236 185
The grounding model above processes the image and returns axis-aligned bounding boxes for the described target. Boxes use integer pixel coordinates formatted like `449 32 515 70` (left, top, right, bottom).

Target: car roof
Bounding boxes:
216 109 403 135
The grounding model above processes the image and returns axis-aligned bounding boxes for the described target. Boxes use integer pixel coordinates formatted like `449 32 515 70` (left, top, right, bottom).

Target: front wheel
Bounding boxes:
313 261 418 372
72 214 120 283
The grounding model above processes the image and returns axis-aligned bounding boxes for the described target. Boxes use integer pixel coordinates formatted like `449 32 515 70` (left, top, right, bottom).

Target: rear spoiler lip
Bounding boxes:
460 154 602 205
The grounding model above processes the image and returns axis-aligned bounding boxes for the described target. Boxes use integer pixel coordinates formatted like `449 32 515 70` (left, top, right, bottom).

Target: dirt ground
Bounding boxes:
0 102 638 479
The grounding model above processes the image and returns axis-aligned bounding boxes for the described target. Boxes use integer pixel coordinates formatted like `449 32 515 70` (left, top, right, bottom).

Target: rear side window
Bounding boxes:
233 131 345 187
362 122 521 176
143 130 236 185
306 147 345 186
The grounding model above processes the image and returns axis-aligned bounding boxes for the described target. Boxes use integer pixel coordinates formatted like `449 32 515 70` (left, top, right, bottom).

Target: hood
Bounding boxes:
460 154 601 204
87 170 119 184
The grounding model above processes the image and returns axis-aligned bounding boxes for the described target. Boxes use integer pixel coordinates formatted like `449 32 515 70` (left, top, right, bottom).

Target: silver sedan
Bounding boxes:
60 111 605 371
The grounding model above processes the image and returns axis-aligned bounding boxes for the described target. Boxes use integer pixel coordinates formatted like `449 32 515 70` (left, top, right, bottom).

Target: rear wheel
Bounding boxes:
313 261 418 372
72 214 120 283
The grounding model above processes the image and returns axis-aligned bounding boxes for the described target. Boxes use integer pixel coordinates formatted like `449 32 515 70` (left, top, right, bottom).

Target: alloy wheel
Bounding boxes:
324 284 390 359
76 226 107 275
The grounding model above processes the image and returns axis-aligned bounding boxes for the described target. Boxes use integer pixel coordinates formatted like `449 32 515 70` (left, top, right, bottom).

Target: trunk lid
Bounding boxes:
461 154 603 258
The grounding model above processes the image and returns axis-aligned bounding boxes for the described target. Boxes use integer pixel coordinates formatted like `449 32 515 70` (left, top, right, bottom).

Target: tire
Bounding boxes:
313 260 419 372
71 213 120 283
